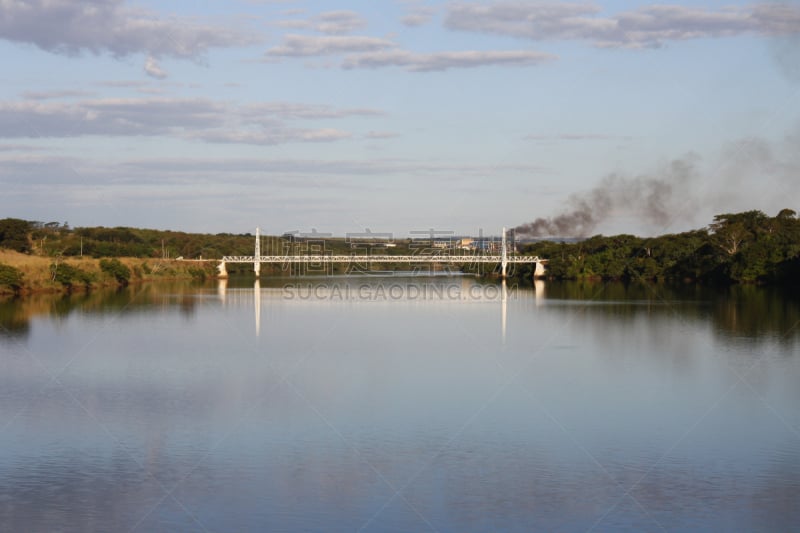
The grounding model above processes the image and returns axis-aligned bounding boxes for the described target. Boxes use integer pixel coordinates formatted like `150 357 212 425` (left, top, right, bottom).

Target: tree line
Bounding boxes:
0 219 261 259
513 209 800 285
2 209 799 287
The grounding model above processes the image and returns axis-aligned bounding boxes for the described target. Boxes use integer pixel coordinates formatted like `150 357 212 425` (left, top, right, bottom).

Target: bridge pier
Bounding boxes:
217 260 228 278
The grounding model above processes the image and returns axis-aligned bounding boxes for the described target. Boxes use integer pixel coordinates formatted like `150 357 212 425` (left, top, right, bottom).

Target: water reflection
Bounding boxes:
2 424 797 532
2 280 798 347
1 278 799 530
0 297 29 340
254 279 261 337
217 277 227 302
534 278 546 306
0 282 208 343
501 280 507 344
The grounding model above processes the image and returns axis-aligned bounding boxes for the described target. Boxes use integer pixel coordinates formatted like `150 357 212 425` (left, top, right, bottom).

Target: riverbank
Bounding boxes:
0 250 217 295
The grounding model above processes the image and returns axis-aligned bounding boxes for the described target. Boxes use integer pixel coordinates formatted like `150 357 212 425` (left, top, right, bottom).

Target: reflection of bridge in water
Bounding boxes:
217 276 546 341
217 227 547 279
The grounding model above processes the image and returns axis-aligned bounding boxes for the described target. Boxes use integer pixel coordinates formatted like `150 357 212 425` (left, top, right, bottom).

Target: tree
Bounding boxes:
0 263 24 291
51 262 93 288
709 211 766 256
99 258 131 285
0 218 31 252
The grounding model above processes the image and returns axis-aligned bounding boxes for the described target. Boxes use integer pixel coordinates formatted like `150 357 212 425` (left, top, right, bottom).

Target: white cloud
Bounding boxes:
94 80 151 88
264 18 555 71
525 133 634 142
265 13 556 71
0 0 258 59
189 128 353 145
399 2 436 27
144 56 168 79
343 49 555 71
242 102 382 120
445 2 800 48
266 34 395 57
0 144 46 152
0 97 378 145
365 131 400 139
0 154 549 186
317 11 367 34
276 10 367 35
0 98 223 137
402 13 433 27
21 90 95 100
281 8 307 16
299 128 353 142
136 87 167 95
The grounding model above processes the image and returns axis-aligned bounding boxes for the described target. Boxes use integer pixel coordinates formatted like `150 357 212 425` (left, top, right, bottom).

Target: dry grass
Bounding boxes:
0 249 52 267
0 250 59 291
0 250 217 294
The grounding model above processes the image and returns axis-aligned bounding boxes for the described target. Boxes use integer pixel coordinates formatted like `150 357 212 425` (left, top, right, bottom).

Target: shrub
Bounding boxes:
99 258 132 285
0 263 24 291
51 262 94 288
188 267 207 281
0 218 31 253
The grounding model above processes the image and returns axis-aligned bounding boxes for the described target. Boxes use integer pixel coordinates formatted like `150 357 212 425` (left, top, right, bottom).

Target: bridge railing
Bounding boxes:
221 254 542 264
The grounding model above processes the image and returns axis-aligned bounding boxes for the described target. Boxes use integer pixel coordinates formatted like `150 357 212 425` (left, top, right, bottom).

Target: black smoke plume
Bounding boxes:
515 155 698 238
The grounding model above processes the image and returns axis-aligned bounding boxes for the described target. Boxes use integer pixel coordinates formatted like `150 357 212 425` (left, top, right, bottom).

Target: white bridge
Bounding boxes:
218 227 546 278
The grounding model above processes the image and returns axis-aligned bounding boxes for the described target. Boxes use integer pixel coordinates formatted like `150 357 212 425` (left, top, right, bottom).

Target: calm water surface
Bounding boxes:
1 278 799 532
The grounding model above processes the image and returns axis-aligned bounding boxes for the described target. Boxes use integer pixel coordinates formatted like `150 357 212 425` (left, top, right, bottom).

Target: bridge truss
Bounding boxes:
217 227 546 278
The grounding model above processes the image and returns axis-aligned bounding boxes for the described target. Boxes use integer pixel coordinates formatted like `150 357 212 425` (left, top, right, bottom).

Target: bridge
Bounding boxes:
218 227 546 279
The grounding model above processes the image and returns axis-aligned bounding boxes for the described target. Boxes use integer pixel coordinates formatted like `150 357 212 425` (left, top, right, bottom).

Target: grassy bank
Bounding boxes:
0 250 217 295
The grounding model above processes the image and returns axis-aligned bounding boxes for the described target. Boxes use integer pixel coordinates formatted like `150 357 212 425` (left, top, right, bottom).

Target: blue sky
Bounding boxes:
0 0 798 236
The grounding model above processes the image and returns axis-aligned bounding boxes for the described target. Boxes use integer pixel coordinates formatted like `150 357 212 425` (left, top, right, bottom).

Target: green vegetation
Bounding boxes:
0 263 24 292
0 218 31 253
0 250 218 295
515 209 800 285
20 221 263 259
1 209 798 292
2 219 428 261
51 261 94 289
99 258 132 285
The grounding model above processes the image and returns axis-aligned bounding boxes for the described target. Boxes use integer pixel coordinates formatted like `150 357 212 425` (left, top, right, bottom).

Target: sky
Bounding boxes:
0 0 798 237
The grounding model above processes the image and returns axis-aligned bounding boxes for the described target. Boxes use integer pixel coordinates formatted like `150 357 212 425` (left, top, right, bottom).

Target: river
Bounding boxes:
1 278 798 531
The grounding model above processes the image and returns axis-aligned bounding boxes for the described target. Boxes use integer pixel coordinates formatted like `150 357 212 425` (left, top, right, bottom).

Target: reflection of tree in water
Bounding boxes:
711 285 800 344
51 292 86 319
178 295 197 318
2 280 798 346
535 281 800 346
0 282 208 341
0 298 30 340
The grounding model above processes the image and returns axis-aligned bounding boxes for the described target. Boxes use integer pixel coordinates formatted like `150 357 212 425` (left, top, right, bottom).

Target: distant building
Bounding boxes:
468 239 501 252
461 238 518 254
349 241 396 249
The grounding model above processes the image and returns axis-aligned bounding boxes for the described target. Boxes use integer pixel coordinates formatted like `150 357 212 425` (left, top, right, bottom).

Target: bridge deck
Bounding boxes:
221 255 542 264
